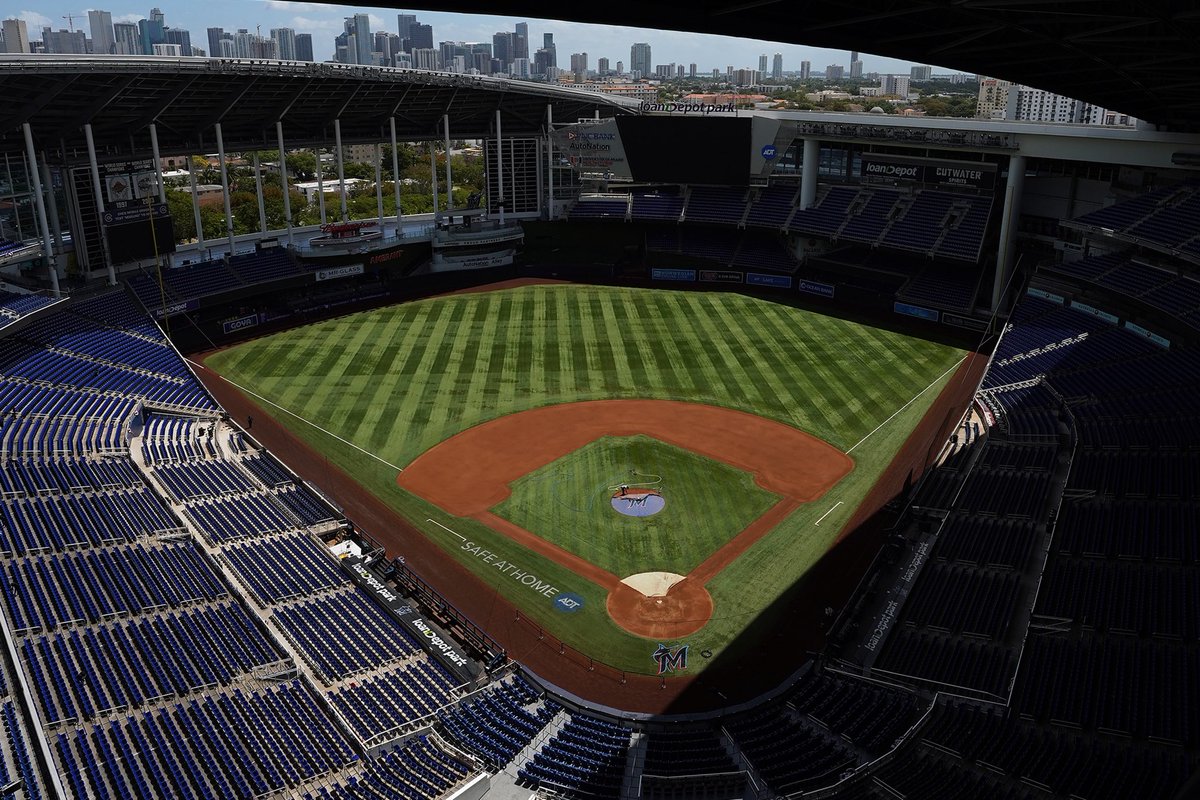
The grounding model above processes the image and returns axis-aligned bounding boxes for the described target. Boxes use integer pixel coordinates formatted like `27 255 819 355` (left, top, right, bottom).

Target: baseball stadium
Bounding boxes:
0 2 1197 798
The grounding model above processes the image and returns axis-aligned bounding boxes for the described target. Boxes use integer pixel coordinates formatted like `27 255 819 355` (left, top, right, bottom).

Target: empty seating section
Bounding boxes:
0 289 56 327
228 248 302 283
128 258 243 307
1 541 225 633
840 189 902 244
683 187 747 224
630 191 684 221
272 587 420 681
22 600 281 724
439 675 557 768
641 727 743 800
0 487 178 555
1073 181 1200 253
518 713 632 798
882 191 956 252
790 186 861 237
276 484 337 526
875 628 1016 698
568 196 629 219
934 516 1038 571
154 458 256 500
726 707 856 794
316 735 470 800
787 669 925 752
935 196 993 262
745 184 799 228
0 456 142 496
17 311 190 379
242 452 294 486
646 226 740 265
141 414 221 463
223 532 350 606
898 262 979 310
730 232 798 272
1050 252 1200 331
54 680 356 800
187 492 299 543
71 290 165 338
329 659 459 740
1 699 44 800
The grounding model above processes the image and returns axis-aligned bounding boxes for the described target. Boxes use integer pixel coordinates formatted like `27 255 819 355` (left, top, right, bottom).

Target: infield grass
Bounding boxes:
492 435 779 577
205 284 967 673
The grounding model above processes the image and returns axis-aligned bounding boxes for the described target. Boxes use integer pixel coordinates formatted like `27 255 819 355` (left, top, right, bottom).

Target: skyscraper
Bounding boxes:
207 27 224 58
138 14 165 55
272 28 297 61
850 50 858 66
1 19 28 53
113 22 138 55
630 42 651 77
353 14 371 65
800 60 811 79
89 10 115 55
772 53 783 80
42 27 88 54
408 23 432 51
397 14 415 42
295 33 313 62
910 64 932 81
163 28 192 56
758 54 768 74
513 22 528 60
570 52 588 82
493 31 512 70
850 60 863 78
597 57 609 75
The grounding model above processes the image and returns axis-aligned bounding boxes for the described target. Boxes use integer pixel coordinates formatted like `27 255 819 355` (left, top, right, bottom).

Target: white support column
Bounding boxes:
253 152 267 235
148 123 167 204
546 103 554 220
276 121 294 247
443 114 453 211
495 108 504 217
187 155 205 251
430 141 439 216
40 159 64 250
22 123 60 296
374 142 384 231
316 147 327 225
993 153 1027 311
84 122 117 285
389 117 402 235
334 118 348 221
800 137 820 210
214 122 235 255
510 138 516 212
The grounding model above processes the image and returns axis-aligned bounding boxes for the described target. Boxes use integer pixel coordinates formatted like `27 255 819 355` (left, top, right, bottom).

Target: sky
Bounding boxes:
1 1 954 75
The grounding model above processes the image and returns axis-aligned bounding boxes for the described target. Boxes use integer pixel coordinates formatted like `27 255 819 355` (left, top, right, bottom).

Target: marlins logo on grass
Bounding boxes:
653 643 689 675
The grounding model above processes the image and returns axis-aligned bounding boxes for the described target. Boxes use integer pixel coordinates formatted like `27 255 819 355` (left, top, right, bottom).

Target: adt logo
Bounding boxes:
761 144 777 160
652 643 689 675
554 593 585 613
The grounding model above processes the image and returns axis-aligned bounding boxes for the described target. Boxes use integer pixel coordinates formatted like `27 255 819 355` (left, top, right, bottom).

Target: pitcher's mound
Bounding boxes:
607 576 713 639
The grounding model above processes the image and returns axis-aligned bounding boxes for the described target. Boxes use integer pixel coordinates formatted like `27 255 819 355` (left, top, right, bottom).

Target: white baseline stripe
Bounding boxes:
427 518 466 541
814 501 843 526
186 358 405 473
845 355 968 455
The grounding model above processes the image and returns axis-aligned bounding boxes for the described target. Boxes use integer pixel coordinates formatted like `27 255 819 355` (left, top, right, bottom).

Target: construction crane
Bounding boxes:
61 13 87 31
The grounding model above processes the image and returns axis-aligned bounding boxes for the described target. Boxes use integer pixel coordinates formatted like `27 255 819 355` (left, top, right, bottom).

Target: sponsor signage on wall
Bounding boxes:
798 279 835 298
894 301 940 322
151 298 198 319
222 313 260 334
699 270 743 283
1123 321 1170 349
651 268 697 282
315 264 365 282
860 153 997 190
1070 300 1119 325
551 118 632 178
1026 287 1065 304
941 312 988 331
746 272 792 289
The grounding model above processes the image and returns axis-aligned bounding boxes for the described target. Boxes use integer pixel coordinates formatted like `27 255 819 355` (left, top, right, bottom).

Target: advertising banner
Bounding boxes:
860 153 997 190
651 268 697 282
222 313 260 335
699 270 743 283
1026 287 1065 304
1070 300 1119 325
894 301 940 322
798 279 835 298
551 118 632 179
746 272 792 289
941 312 989 331
151 298 198 319
1123 321 1170 349
315 264 365 282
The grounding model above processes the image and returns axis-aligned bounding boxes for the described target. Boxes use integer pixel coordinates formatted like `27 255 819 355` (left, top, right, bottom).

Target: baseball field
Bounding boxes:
202 282 967 675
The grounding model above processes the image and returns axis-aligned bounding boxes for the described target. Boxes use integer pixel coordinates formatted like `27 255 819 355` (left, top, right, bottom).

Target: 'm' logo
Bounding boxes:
652 643 689 675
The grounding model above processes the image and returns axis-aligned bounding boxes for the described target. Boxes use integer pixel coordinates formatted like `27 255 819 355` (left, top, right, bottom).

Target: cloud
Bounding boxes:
261 1 330 10
17 10 53 29
114 13 142 24
292 15 342 34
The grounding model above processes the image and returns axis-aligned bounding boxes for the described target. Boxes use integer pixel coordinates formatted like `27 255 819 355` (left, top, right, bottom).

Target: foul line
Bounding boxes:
426 518 466 542
845 355 967 455
186 358 405 473
814 501 843 526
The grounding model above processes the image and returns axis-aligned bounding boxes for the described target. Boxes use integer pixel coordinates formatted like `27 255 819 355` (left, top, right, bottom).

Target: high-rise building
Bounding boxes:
511 57 530 79
513 22 528 61
138 14 165 55
89 10 115 55
772 53 783 80
408 23 432 51
799 60 811 80
826 64 844 81
397 14 415 43
616 61 623 74
910 64 932 81
411 48 438 70
1009 86 1083 123
42 27 88 54
1 19 28 53
492 32 512 69
353 14 371 64
850 50 859 66
630 42 651 77
295 33 313 61
975 77 1012 119
113 22 138 55
689 63 697 77
541 33 555 70
163 28 192 56
597 57 609 75
850 60 863 78
880 74 910 96
272 28 297 61
207 27 224 58
758 54 768 74
152 42 182 56
570 52 588 82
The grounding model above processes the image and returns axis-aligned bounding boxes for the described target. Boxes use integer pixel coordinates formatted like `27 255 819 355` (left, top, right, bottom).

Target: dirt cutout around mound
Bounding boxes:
398 399 853 638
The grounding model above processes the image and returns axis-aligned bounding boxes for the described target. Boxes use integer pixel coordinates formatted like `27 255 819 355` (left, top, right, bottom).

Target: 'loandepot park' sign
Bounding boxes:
860 153 997 190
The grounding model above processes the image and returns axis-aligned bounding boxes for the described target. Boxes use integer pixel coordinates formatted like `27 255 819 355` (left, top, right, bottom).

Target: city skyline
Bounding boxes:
0 1 951 75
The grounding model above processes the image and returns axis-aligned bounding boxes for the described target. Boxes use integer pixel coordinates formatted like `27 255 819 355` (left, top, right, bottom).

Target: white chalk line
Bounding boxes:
426 518 466 542
814 501 843 526
187 358 405 473
845 355 967 455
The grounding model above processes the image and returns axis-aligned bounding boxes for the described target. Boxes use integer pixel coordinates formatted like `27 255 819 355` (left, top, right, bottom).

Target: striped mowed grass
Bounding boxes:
492 434 779 578
206 284 966 670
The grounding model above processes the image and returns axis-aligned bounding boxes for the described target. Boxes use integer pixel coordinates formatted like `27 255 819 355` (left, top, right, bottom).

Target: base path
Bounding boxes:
400 399 853 639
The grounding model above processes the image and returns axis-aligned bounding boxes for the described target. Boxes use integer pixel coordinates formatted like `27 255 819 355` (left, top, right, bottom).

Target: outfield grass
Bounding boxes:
206 284 966 673
492 435 779 577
